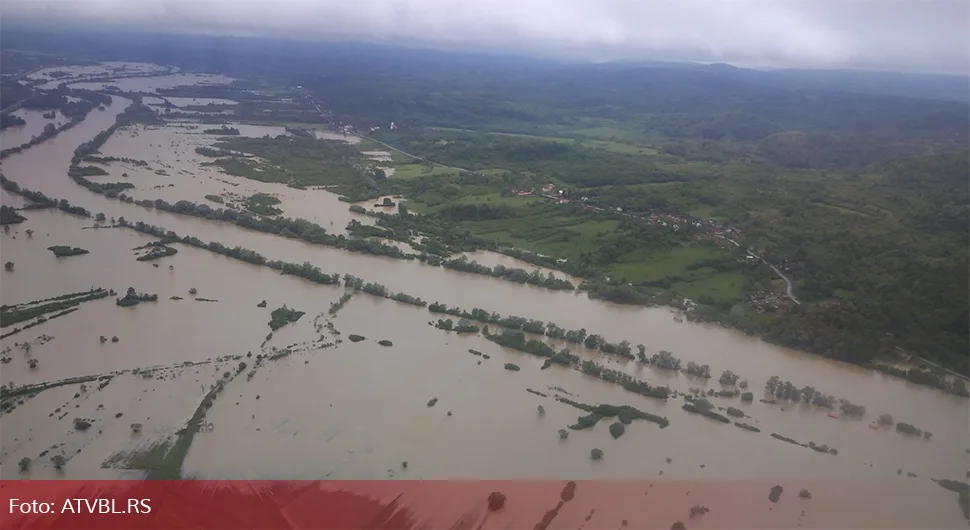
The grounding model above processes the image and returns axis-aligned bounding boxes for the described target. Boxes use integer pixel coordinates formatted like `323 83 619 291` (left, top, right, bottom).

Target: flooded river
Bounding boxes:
0 68 967 528
1 109 65 148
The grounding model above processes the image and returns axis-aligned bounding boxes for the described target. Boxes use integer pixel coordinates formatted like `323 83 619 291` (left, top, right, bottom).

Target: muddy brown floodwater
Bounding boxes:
1 109 65 148
1 66 967 528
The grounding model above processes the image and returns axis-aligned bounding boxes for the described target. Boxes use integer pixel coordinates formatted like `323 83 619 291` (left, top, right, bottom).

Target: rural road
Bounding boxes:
745 249 801 305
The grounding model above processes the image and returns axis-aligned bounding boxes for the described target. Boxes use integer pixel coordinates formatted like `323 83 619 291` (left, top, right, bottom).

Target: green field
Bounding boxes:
410 192 542 214
606 245 745 303
391 163 462 180
205 135 382 198
239 120 335 129
432 127 658 156
208 81 967 373
458 210 620 258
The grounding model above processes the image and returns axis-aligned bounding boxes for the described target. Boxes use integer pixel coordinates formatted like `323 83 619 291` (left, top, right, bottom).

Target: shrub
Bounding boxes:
348 334 366 342
693 398 714 412
590 448 604 460
877 413 894 426
768 485 783 503
896 422 923 436
718 370 739 386
839 400 866 417
609 422 626 439
504 363 521 371
561 481 576 502
47 245 90 257
689 505 710 518
269 306 305 331
18 457 31 471
799 489 812 499
734 422 761 433
487 492 506 511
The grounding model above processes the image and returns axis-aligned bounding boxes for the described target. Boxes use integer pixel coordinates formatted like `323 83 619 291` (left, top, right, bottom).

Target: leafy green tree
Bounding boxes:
584 334 604 350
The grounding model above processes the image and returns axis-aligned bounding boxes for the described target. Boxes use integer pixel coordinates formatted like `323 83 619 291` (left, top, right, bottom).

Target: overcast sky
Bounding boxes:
5 0 969 74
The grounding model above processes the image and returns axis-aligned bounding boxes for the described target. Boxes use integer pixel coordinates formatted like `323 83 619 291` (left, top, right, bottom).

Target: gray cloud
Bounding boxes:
5 0 969 73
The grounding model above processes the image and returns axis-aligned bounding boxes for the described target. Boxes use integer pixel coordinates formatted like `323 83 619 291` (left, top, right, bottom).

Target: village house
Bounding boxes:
541 183 555 193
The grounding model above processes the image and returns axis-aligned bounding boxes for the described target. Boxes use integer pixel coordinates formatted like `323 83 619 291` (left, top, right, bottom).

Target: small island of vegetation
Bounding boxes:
0 113 27 130
116 287 159 307
47 245 90 257
0 205 27 225
135 243 178 261
1 288 109 328
244 193 282 216
329 293 353 315
203 125 241 135
269 305 305 331
560 397 669 429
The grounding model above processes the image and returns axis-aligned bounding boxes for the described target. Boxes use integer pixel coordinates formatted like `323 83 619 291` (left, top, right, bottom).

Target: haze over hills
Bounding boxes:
4 0 969 73
3 24 968 103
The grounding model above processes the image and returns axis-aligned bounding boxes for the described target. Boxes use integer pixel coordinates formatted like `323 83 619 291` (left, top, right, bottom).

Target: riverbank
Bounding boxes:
2 142 965 399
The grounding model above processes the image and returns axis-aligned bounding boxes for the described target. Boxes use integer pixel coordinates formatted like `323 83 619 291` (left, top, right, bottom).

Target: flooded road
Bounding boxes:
0 65 967 528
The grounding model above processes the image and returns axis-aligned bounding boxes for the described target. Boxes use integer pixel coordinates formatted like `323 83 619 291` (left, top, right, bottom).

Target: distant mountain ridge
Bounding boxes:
3 23 967 104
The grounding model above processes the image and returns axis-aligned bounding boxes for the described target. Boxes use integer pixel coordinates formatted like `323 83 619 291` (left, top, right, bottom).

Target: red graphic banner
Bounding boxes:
0 479 960 529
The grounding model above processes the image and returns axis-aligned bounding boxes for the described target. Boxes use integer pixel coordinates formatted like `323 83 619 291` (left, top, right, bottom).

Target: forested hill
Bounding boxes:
3 25 968 146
